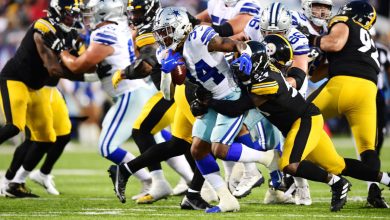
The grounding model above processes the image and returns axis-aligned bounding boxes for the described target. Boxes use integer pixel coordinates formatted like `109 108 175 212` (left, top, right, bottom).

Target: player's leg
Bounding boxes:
0 80 29 144
30 87 71 195
376 89 386 155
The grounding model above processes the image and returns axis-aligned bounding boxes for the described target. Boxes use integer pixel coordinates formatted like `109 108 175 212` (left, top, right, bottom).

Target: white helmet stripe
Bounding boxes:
271 2 280 26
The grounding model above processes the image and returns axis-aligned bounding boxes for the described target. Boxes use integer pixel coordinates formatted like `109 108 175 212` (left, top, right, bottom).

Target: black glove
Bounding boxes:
43 31 66 54
231 62 251 85
96 63 112 78
195 86 212 103
66 29 83 51
190 99 208 117
186 12 201 26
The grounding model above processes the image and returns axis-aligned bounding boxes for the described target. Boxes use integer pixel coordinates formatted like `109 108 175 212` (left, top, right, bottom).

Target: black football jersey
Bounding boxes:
0 18 58 89
327 15 380 84
250 66 320 136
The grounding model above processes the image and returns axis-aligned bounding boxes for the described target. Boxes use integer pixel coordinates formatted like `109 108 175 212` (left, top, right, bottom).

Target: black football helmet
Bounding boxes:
47 0 81 32
127 0 160 28
262 34 293 73
338 1 376 30
232 41 269 84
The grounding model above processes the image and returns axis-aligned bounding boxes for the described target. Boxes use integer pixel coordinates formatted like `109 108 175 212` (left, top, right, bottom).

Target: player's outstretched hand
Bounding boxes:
112 70 125 89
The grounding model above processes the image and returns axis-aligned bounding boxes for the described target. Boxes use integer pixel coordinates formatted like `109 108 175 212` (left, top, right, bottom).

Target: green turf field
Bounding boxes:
0 136 389 220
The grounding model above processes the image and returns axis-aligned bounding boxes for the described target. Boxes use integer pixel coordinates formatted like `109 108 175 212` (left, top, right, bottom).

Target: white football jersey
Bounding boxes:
290 10 328 36
207 0 261 25
244 17 310 97
90 21 146 97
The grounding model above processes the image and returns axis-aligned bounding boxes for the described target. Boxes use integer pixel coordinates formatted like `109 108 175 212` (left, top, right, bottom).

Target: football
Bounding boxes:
171 56 187 85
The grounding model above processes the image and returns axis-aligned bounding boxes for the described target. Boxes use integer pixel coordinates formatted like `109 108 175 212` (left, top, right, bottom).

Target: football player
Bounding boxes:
0 0 86 197
42 0 156 199
108 7 279 213
196 0 261 37
113 0 195 203
204 40 390 212
308 1 388 209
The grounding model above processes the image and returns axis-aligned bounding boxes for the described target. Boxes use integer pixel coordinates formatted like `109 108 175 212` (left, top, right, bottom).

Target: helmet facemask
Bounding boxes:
260 2 292 37
223 0 239 7
306 1 332 27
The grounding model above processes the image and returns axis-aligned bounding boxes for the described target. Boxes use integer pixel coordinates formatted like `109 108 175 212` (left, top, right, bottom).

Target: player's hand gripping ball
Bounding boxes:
161 50 187 85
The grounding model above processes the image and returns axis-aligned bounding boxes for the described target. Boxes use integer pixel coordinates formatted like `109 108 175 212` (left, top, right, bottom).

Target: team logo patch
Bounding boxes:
266 43 276 56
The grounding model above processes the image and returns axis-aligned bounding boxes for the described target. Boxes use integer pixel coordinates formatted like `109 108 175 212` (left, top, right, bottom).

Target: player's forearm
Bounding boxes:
59 51 92 74
208 95 254 117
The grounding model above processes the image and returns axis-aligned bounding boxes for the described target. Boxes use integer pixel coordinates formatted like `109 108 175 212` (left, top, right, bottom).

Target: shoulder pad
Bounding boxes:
250 71 279 95
236 0 261 16
136 30 156 48
92 26 118 45
33 19 56 35
188 25 218 46
328 16 349 29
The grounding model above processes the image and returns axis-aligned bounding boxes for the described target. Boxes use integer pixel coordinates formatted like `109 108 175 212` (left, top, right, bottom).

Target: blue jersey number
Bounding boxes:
195 59 224 85
248 18 261 30
127 39 136 64
289 32 306 44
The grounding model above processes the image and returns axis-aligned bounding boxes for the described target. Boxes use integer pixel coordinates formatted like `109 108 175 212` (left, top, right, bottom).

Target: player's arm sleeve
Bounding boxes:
33 19 56 35
327 15 349 31
208 94 254 117
212 22 234 37
287 67 306 90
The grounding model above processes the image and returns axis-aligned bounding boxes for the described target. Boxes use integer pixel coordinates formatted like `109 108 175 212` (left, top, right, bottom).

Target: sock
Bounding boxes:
23 141 52 171
360 150 380 172
126 138 187 173
188 188 199 193
121 152 151 182
225 143 273 166
235 134 254 148
5 139 32 180
0 124 20 145
121 152 135 163
342 158 380 182
295 160 329 183
195 154 224 190
189 168 205 192
160 129 172 141
380 172 390 186
106 147 128 164
12 166 30 183
166 155 193 184
294 177 309 188
222 161 235 180
150 169 165 182
132 129 162 171
327 174 341 186
40 134 70 175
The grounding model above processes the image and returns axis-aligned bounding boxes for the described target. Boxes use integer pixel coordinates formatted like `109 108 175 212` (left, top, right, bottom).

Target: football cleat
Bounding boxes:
29 170 59 195
5 182 39 198
233 169 264 198
131 179 152 200
330 177 351 212
263 188 295 204
206 186 239 213
172 178 188 196
295 186 312 206
107 165 130 203
180 193 212 210
136 179 172 204
366 184 389 208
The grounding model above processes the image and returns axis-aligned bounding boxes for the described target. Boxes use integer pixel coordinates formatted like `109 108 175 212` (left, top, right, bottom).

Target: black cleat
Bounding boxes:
367 184 389 208
108 165 130 203
180 193 212 210
5 182 39 198
330 177 351 212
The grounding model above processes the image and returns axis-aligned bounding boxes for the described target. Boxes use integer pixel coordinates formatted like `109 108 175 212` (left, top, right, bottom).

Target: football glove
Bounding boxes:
161 49 185 73
112 70 125 89
43 31 66 54
195 86 212 103
190 99 208 117
231 53 252 75
96 63 112 78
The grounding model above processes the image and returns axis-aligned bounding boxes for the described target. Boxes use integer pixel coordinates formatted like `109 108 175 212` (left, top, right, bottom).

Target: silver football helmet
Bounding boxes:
260 2 292 36
153 7 192 51
302 0 333 27
223 0 239 7
82 0 125 30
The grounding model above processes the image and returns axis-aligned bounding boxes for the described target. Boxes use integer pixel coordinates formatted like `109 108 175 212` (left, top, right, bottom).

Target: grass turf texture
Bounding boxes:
0 136 389 220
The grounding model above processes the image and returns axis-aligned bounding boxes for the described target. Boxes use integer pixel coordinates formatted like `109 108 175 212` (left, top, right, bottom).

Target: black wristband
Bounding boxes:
212 22 234 37
287 67 307 90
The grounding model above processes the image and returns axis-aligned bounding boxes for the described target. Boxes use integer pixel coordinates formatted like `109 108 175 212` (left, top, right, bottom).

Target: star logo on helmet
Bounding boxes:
172 10 180 17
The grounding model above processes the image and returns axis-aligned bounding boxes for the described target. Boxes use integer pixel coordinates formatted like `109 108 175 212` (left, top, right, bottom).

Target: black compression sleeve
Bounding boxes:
208 94 254 117
212 22 234 37
287 67 306 90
